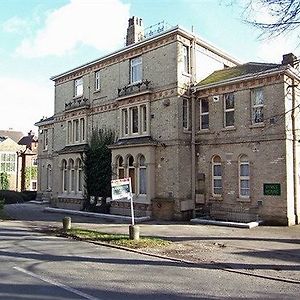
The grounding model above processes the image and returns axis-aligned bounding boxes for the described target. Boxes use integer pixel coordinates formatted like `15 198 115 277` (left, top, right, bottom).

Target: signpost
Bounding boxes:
111 178 139 239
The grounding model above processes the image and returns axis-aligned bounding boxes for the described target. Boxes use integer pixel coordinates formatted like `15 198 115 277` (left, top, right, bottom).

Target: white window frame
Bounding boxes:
77 159 83 193
183 45 190 74
120 104 149 137
31 180 37 191
140 105 147 134
183 98 191 131
251 88 264 124
200 98 209 130
128 155 135 194
74 77 83 97
67 121 72 144
117 156 125 179
122 109 129 136
212 156 222 197
69 159 75 193
80 118 85 141
67 118 86 145
224 93 235 128
130 106 139 134
239 155 250 198
73 119 79 142
62 160 68 192
130 56 142 84
43 129 48 150
95 70 100 91
46 164 52 190
0 152 16 173
138 155 147 195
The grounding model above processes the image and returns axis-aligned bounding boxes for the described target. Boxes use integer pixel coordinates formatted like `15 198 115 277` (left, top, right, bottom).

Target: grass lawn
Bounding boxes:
51 228 172 249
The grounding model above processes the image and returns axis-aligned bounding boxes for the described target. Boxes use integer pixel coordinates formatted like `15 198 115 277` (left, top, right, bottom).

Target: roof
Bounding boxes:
51 26 240 81
109 136 158 149
34 116 54 127
197 62 282 87
18 135 38 147
0 130 24 143
58 144 88 154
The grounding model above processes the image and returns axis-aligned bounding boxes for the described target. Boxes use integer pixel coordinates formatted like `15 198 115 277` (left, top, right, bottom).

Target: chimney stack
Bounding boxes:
281 53 298 68
126 16 144 46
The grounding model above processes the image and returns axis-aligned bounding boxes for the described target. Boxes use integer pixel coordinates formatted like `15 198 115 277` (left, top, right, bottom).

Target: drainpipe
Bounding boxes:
291 78 298 224
190 37 196 217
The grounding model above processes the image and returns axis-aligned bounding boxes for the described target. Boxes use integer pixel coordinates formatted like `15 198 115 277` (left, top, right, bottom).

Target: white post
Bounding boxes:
129 194 135 226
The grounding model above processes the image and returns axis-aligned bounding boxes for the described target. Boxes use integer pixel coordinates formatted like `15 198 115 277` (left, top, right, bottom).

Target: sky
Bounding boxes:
0 0 299 135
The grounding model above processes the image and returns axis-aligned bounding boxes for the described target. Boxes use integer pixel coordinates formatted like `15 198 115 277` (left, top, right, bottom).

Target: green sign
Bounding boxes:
263 183 281 196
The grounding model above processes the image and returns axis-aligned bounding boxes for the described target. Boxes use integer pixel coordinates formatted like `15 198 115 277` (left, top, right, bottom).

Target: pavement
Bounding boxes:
3 202 300 286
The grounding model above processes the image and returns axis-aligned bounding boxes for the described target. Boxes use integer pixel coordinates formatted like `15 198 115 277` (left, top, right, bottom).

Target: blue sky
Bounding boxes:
0 0 299 134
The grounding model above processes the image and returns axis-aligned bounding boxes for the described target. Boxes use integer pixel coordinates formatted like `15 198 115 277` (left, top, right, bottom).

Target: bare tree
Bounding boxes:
242 0 300 37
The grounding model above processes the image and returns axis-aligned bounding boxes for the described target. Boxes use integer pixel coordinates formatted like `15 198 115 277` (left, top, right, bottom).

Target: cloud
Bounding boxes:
0 77 53 134
2 16 29 34
15 0 130 58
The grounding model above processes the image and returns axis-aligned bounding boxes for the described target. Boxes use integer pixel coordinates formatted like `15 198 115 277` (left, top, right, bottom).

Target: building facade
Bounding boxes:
192 54 300 225
0 130 37 191
35 17 300 225
35 17 238 218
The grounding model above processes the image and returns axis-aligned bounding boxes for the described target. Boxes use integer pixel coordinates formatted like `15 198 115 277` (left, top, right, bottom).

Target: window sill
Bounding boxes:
119 133 150 139
129 80 142 86
209 197 223 202
236 197 251 202
249 123 265 129
183 128 191 133
73 95 83 99
197 129 211 135
221 127 236 132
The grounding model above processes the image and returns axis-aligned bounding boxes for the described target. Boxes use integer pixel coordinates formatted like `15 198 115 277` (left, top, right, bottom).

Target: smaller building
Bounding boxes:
0 130 23 190
192 53 300 225
0 129 38 191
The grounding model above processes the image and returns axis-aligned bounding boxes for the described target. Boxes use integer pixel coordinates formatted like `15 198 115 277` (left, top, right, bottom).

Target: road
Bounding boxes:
1 203 300 299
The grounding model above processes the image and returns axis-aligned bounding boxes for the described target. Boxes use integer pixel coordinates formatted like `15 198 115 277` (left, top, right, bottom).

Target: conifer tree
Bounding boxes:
83 128 116 211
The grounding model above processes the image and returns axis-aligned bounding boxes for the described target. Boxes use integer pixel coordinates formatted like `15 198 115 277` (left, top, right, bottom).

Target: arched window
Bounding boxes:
138 155 147 194
212 155 222 196
62 160 68 192
77 159 83 192
128 155 135 193
239 155 250 198
46 164 52 190
69 159 75 192
117 156 124 179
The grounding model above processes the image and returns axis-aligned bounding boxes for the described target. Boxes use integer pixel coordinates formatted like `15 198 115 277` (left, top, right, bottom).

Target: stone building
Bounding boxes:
34 16 300 225
0 129 38 191
35 17 239 218
192 53 300 225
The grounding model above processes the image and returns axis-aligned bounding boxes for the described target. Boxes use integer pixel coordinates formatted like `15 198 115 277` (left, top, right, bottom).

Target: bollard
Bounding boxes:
62 216 71 231
129 225 140 240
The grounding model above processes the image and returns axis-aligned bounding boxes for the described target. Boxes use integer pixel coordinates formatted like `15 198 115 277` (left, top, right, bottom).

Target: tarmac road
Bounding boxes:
1 202 300 299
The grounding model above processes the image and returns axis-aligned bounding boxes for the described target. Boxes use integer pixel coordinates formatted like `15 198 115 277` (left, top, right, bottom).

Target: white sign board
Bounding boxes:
111 177 135 225
111 178 131 201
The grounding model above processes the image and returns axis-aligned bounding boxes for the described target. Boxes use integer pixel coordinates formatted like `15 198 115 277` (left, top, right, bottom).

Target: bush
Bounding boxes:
0 190 33 204
22 191 37 201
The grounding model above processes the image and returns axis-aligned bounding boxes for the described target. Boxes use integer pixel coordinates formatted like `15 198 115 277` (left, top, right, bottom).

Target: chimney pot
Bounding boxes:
125 16 144 46
282 53 298 67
